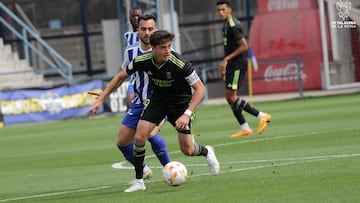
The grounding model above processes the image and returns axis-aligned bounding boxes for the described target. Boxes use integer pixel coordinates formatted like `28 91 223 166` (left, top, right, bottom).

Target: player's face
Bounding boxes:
217 4 231 21
138 19 156 45
129 9 142 30
152 41 172 65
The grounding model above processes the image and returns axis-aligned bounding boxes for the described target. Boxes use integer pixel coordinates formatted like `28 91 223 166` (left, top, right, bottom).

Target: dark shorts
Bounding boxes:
225 60 248 90
140 96 190 130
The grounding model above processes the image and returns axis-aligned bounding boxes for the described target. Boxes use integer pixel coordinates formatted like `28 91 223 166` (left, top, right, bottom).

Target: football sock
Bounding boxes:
117 144 134 165
192 143 208 156
117 144 147 169
233 98 259 118
231 99 246 124
148 133 171 166
257 111 266 119
134 144 146 179
243 104 259 117
241 122 251 131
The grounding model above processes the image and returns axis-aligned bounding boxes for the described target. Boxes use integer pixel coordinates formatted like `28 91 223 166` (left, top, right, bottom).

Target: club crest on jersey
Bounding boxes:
166 72 172 79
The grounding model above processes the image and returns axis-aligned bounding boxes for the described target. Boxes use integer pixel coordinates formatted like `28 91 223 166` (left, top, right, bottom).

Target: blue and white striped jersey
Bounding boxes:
124 31 139 48
122 45 151 105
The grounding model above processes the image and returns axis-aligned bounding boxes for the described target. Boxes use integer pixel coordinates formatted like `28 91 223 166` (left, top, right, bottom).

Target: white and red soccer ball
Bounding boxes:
162 161 188 186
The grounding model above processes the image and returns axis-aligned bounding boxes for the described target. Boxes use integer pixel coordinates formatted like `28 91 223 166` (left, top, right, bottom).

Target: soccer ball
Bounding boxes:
162 161 188 186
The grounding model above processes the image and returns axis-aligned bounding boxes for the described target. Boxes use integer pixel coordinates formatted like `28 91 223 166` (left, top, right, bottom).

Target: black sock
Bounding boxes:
193 143 208 156
134 144 146 179
243 102 259 117
233 98 259 118
231 99 246 124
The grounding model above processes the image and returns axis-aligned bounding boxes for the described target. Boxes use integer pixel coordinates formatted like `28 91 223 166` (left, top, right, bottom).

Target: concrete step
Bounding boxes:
0 60 31 72
0 74 49 90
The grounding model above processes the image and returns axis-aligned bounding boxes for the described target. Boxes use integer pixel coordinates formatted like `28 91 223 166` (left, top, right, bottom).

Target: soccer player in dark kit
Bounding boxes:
216 0 271 137
88 30 220 192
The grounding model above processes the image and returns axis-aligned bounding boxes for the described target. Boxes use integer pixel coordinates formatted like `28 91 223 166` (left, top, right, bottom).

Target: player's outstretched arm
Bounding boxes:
87 70 129 116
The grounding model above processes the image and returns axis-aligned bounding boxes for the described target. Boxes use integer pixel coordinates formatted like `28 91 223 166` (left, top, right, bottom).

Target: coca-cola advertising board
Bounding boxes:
249 0 326 94
253 54 322 94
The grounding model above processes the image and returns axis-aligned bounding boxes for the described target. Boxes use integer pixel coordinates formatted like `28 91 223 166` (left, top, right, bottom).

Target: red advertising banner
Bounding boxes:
249 0 327 94
257 0 318 14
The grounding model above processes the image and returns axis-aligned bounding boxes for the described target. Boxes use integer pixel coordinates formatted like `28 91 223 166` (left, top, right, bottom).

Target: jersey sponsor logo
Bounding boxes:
151 78 174 87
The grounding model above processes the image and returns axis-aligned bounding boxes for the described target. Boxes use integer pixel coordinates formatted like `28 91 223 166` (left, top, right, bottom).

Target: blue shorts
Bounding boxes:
121 104 144 129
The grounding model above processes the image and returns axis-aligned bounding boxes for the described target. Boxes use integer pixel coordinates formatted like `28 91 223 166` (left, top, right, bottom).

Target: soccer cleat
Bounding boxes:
124 179 146 192
143 166 153 180
205 146 220 176
230 129 254 138
257 113 271 134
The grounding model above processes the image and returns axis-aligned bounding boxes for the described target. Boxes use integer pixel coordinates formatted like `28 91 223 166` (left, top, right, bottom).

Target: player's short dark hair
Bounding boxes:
129 6 143 15
138 14 157 23
216 0 231 7
150 30 175 47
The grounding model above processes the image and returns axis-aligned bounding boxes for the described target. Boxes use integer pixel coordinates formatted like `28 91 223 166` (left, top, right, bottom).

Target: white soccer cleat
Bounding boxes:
124 179 146 192
205 145 220 176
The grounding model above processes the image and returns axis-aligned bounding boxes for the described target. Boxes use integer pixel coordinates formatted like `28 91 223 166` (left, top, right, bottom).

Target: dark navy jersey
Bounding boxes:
126 51 196 104
223 16 248 63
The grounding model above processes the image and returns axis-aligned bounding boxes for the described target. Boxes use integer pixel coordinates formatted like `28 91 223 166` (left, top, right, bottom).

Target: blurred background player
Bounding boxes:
124 6 142 48
216 0 271 137
125 6 143 110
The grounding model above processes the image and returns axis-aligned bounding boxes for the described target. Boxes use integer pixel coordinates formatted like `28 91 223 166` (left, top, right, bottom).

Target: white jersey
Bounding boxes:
122 45 151 105
124 31 139 48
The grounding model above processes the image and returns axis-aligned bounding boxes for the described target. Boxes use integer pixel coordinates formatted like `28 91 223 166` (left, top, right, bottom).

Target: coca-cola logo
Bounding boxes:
264 63 306 82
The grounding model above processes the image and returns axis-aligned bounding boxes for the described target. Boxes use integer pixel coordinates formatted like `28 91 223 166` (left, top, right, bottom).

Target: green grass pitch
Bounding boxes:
0 93 359 203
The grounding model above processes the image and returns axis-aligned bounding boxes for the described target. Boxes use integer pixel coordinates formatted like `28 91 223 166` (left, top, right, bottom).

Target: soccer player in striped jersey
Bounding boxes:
124 7 142 48
121 14 171 172
89 15 170 181
124 7 142 109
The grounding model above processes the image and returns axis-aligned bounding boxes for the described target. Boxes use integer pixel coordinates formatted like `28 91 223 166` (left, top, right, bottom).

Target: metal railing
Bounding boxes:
0 2 73 83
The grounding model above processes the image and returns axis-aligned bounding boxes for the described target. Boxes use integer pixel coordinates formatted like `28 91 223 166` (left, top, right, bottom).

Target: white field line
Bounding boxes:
0 153 360 202
0 131 357 202
112 131 320 168
1 153 359 202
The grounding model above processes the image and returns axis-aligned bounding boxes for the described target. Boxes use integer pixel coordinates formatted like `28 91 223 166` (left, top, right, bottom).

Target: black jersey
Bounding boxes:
223 16 248 63
126 51 194 104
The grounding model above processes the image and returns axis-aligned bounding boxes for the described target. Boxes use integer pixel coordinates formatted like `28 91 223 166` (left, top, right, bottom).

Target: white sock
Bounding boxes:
241 123 251 131
257 112 265 119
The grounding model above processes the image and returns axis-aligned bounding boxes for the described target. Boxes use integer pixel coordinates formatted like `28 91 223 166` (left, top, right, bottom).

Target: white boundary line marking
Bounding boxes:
112 131 320 168
1 153 359 202
1 131 357 202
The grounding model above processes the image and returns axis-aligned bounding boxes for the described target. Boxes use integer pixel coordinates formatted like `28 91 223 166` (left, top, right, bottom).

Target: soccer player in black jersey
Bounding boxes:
88 30 220 192
216 0 271 137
